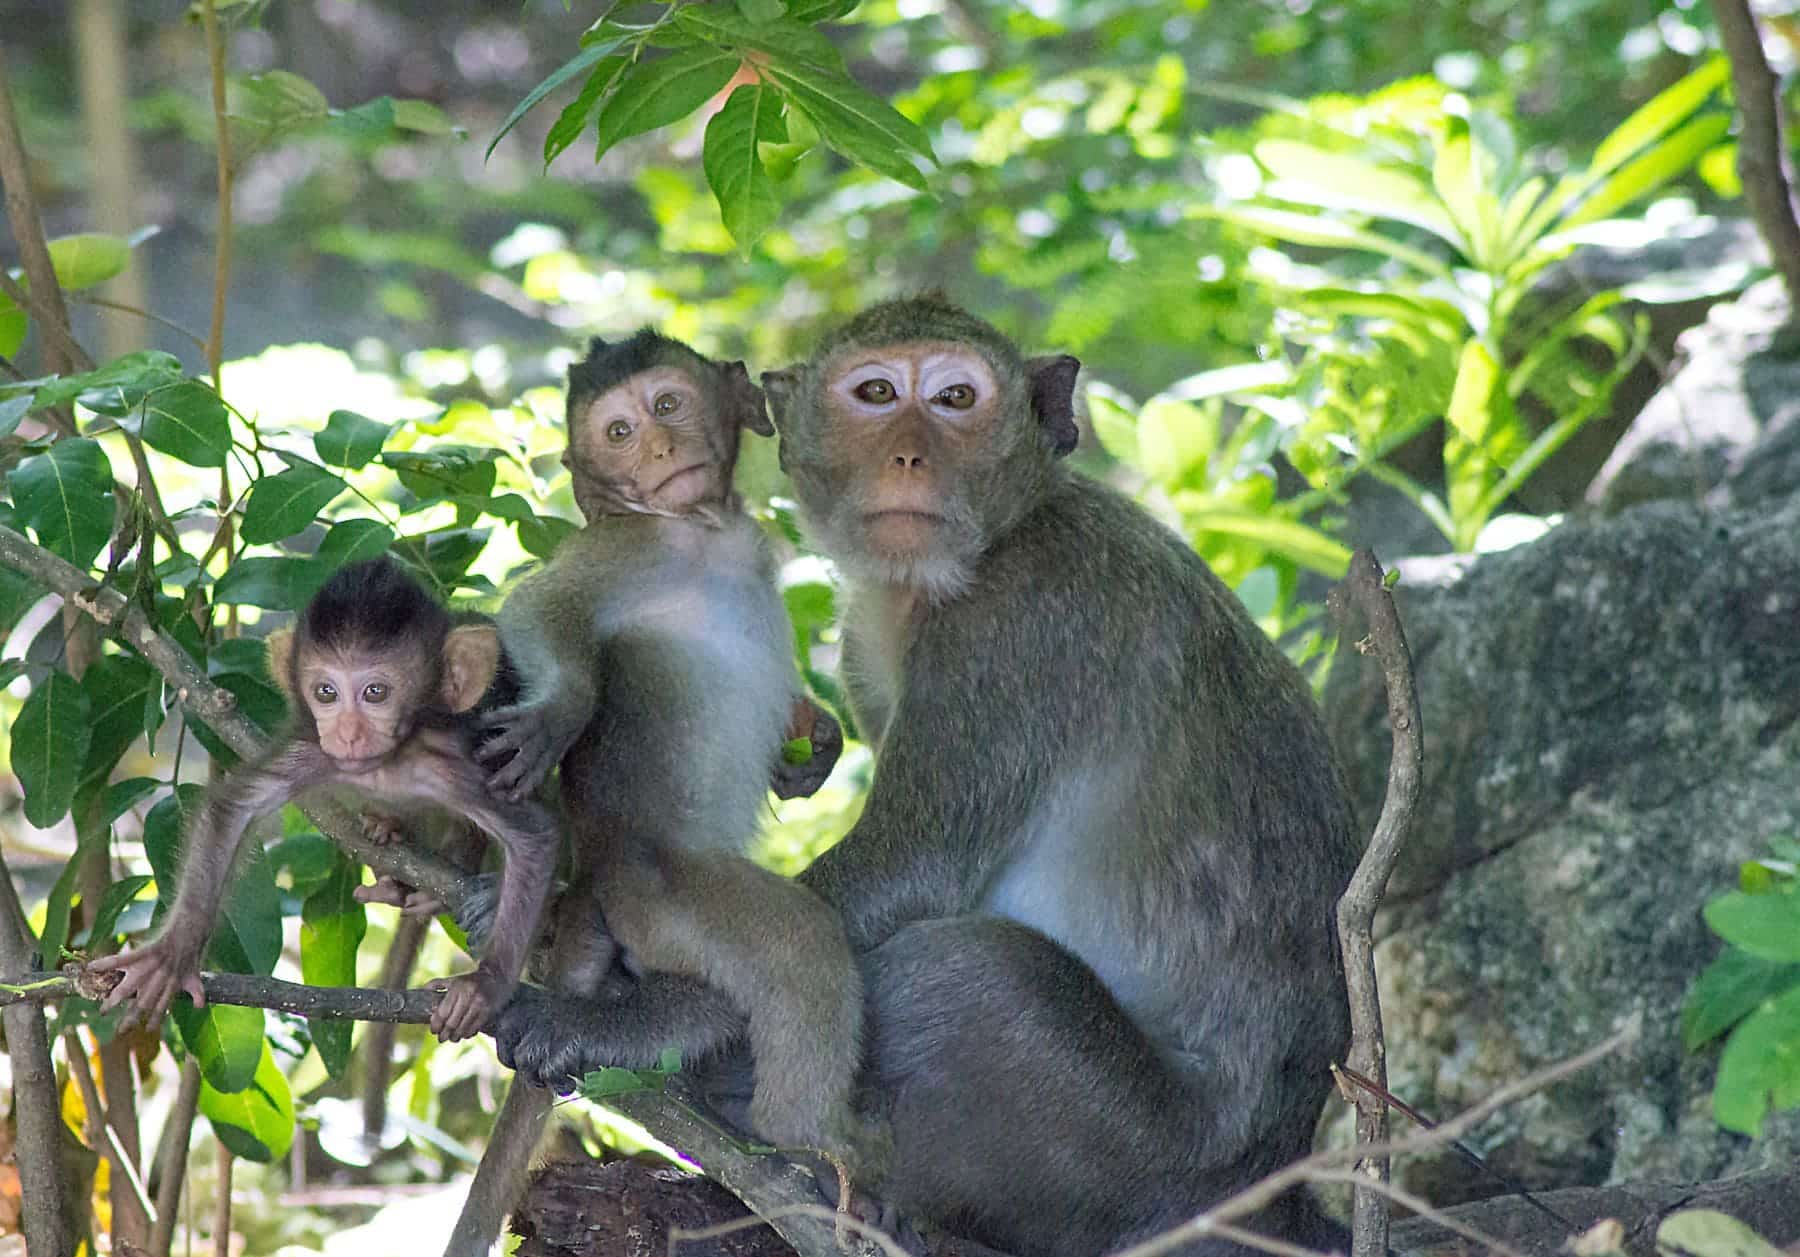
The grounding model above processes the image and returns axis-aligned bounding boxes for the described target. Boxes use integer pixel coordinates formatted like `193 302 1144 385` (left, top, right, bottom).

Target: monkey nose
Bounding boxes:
890 452 926 469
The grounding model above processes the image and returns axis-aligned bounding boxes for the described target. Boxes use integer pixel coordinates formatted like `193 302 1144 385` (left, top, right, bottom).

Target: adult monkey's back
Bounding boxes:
494 297 1358 1256
768 298 1358 1256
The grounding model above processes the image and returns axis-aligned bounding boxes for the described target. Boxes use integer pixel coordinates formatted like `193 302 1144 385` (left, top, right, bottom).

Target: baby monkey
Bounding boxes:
94 558 559 1041
474 331 872 1167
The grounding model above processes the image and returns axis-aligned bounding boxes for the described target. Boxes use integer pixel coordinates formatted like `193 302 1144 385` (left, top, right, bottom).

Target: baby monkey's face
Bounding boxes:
568 365 728 516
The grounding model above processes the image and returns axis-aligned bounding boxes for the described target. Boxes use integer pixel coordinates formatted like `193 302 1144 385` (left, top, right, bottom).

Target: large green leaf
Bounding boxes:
1704 889 1800 963
1591 55 1728 182
489 35 630 160
316 518 395 567
1254 139 1461 246
593 47 739 160
1445 339 1501 447
763 54 934 190
1135 397 1216 489
179 1002 271 1094
33 350 183 415
674 8 845 70
1431 128 1502 269
239 463 348 544
211 556 331 610
1171 503 1353 577
382 445 499 501
705 83 788 251
1557 114 1730 232
78 654 159 792
144 787 283 976
300 850 367 1078
544 55 626 166
1203 206 1452 281
132 380 232 468
314 409 391 469
199 1041 296 1162
11 672 93 828
47 233 131 292
1712 983 1800 1135
1683 948 1800 1051
7 438 117 568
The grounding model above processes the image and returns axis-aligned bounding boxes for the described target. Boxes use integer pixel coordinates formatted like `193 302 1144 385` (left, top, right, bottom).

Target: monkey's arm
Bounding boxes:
478 562 602 801
91 742 325 1026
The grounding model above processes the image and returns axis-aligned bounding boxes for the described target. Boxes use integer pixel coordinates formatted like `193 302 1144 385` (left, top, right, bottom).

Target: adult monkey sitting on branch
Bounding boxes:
493 298 1360 1257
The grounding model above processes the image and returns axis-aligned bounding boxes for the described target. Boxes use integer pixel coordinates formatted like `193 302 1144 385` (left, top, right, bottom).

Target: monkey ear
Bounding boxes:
760 368 798 432
265 628 297 700
724 361 774 437
1026 355 1082 458
442 625 501 713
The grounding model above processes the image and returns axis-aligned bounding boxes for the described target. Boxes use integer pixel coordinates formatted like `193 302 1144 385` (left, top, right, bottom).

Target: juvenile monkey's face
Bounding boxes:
300 645 423 769
567 365 727 518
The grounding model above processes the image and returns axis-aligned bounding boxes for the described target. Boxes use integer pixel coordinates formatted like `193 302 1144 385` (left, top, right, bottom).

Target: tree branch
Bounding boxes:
3 968 443 1023
1714 0 1800 314
0 522 473 905
1326 548 1425 1257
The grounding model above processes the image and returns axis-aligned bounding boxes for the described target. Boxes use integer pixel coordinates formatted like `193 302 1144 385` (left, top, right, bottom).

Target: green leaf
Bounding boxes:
766 56 935 190
132 380 232 468
47 233 131 292
1086 391 1140 466
79 875 153 951
143 786 283 975
390 99 457 135
1683 948 1800 1051
704 83 788 251
489 35 630 160
1591 55 1728 182
314 409 392 469
1657 1211 1785 1257
239 464 348 544
1712 984 1800 1135
198 1041 296 1162
1445 340 1501 447
579 1066 654 1098
7 438 117 567
179 1001 270 1094
1135 397 1215 489
544 56 626 166
1292 288 1465 340
211 556 331 610
782 581 836 638
39 824 109 969
300 849 367 1078
11 672 93 828
1556 114 1730 232
1704 889 1800 963
1203 206 1452 281
593 47 739 160
0 300 24 358
32 350 183 415
737 0 786 20
1431 128 1501 268
1170 503 1353 577
674 9 845 70
382 445 499 501
79 654 159 791
1253 140 1462 246
103 777 161 824
317 518 395 567
415 527 491 587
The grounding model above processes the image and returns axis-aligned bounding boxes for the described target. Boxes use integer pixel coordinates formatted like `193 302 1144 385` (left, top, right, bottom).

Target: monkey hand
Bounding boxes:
449 871 501 955
490 984 604 1090
360 809 408 846
428 967 511 1042
354 876 448 918
476 698 586 802
771 698 844 800
89 937 206 1029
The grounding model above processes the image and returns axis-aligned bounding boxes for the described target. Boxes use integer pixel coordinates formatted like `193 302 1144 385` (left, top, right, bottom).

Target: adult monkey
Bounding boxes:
493 298 1358 1257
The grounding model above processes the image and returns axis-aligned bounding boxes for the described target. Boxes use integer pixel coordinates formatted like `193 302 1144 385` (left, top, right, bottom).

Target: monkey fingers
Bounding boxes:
360 810 408 845
475 701 579 801
429 971 506 1042
353 876 414 910
91 946 206 1027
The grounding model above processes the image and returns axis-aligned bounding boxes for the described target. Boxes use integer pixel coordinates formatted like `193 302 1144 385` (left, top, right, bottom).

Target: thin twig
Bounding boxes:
1713 0 1800 313
1325 548 1424 1257
150 1057 203 1257
63 1029 158 1227
201 0 233 387
1303 1171 1527 1257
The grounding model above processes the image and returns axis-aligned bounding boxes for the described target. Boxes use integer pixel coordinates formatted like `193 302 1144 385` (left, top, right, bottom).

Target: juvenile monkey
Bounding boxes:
93 558 559 1042
495 299 1359 1257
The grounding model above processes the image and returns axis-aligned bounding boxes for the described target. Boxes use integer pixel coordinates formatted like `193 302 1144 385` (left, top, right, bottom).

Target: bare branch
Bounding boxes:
1714 0 1800 313
3 968 443 1023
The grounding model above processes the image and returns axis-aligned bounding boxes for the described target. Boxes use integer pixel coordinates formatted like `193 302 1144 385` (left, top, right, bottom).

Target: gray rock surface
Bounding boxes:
1588 276 1800 512
1322 492 1800 1205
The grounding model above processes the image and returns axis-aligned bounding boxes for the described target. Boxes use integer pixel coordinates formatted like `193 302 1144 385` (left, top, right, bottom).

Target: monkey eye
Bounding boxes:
935 383 976 410
606 419 633 442
313 682 338 704
853 378 896 404
363 682 390 704
652 391 681 417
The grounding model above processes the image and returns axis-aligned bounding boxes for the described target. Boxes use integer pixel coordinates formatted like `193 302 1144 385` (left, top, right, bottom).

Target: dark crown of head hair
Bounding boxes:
814 294 1021 369
299 556 448 650
567 329 711 417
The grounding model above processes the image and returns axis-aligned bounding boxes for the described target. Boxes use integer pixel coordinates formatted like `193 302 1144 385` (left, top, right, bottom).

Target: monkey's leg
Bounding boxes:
604 853 868 1164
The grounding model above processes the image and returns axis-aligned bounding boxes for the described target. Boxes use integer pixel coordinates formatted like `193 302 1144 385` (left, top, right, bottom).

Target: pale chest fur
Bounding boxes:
840 582 921 751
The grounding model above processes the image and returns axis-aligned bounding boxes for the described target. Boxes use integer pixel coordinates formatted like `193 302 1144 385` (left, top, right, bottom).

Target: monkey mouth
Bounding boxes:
653 463 711 495
863 509 943 525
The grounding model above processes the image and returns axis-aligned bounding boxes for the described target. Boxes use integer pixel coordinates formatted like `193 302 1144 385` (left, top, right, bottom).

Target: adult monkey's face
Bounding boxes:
764 298 1080 598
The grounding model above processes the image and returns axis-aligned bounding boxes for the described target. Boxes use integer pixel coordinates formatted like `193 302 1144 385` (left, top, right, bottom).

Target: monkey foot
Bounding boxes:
428 971 505 1042
360 810 407 846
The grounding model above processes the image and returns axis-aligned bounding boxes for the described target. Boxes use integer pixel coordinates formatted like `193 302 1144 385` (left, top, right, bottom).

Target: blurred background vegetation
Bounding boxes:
0 0 1791 1252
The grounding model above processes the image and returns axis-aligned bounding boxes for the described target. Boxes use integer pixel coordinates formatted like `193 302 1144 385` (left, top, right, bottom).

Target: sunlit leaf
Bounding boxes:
1136 398 1215 489
314 409 391 469
316 518 395 567
1254 140 1461 246
199 1041 296 1161
1712 984 1800 1135
1445 340 1500 447
1172 503 1353 576
490 34 630 160
7 438 117 568
11 672 91 829
240 463 348 544
1705 889 1800 963
1683 948 1800 1051
737 0 786 21
300 849 366 1077
705 83 789 251
593 47 739 160
1591 55 1728 182
47 233 131 292
545 56 626 166
763 54 934 190
390 99 458 135
1086 391 1140 467
1203 206 1452 281
1557 114 1730 232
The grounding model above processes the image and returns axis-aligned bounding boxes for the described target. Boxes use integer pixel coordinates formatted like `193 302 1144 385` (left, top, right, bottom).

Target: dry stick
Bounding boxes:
0 851 77 1257
63 1030 158 1226
200 0 232 388
213 1143 233 1257
0 521 473 906
1713 0 1800 313
1325 548 1424 1257
1108 1028 1633 1257
149 1058 203 1257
